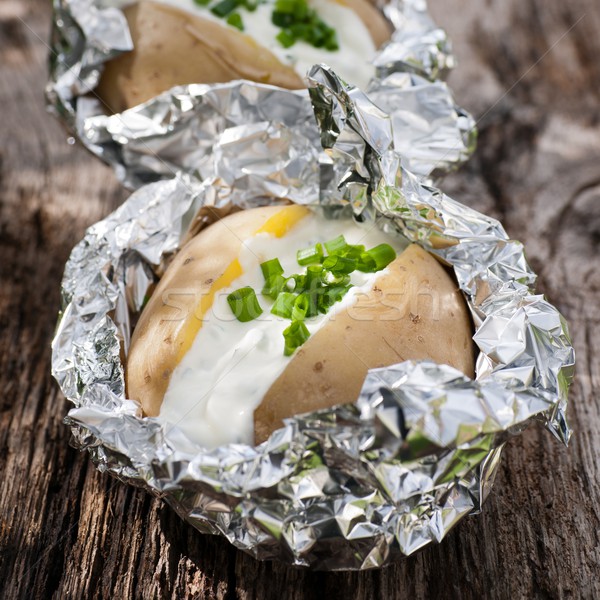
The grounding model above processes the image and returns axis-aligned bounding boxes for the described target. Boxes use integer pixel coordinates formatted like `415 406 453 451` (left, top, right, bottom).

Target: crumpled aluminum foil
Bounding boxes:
51 60 575 569
46 0 475 189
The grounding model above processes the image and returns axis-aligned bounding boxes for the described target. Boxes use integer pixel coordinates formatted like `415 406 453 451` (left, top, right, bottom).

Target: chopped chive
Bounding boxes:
284 274 303 292
290 23 308 38
272 0 338 52
296 287 319 318
260 258 284 281
227 287 263 322
272 11 294 27
271 292 296 318
274 0 298 14
321 270 350 286
322 254 356 275
292 293 310 321
226 12 244 30
262 274 286 300
256 229 394 353
283 320 310 356
325 37 339 52
303 265 323 291
317 292 331 314
306 292 320 317
324 234 348 256
365 244 396 271
340 244 365 260
312 29 325 47
276 29 296 48
356 252 376 272
297 242 323 266
318 285 351 313
194 0 212 5
292 0 308 20
211 0 239 17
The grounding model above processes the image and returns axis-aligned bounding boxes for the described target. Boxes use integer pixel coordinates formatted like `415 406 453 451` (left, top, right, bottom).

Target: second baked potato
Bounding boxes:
96 0 392 113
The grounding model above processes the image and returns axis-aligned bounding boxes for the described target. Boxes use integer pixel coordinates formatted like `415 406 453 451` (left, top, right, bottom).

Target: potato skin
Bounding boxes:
337 0 392 48
128 209 474 445
126 205 303 417
96 0 392 113
253 244 474 443
96 2 303 113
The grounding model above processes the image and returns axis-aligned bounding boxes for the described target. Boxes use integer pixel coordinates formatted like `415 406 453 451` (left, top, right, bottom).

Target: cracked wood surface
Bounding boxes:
1 0 599 597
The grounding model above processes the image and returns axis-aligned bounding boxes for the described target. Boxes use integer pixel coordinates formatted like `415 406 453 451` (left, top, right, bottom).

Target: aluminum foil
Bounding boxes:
46 0 475 189
51 62 574 569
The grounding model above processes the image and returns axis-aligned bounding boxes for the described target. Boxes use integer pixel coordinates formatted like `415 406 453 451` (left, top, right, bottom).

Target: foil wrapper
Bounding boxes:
51 64 574 569
46 0 475 189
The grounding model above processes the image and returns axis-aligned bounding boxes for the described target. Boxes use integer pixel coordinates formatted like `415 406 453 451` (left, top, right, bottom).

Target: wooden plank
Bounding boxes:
0 0 598 597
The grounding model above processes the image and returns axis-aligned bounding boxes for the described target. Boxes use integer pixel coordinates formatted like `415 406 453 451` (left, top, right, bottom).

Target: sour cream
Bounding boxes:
157 0 378 89
158 210 406 448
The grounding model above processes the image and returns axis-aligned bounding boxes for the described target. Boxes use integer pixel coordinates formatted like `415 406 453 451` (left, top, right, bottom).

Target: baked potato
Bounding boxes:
126 205 474 447
96 0 393 113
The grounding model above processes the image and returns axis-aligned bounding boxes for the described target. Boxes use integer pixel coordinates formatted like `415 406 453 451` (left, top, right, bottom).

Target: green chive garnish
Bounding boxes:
271 292 296 318
297 242 324 266
284 274 302 292
292 293 309 321
226 12 244 30
290 23 307 38
272 11 294 27
364 244 396 271
274 0 296 14
318 285 350 313
227 287 263 322
211 0 239 17
292 0 308 20
260 258 284 281
276 29 296 48
322 254 356 275
272 0 338 52
194 0 337 54
324 234 348 255
340 244 365 260
356 252 376 272
251 232 396 355
262 274 286 300
325 37 339 52
321 270 350 286
303 265 323 291
261 258 286 299
283 320 310 356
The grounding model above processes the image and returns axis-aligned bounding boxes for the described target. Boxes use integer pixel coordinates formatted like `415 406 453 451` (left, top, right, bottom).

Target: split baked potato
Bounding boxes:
126 205 474 445
96 0 392 113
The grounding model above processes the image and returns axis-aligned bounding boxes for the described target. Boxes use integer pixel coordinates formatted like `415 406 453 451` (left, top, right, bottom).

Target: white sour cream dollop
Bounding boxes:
158 211 406 448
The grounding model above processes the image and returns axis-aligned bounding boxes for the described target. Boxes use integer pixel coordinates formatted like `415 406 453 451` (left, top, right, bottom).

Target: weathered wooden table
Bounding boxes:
1 0 599 597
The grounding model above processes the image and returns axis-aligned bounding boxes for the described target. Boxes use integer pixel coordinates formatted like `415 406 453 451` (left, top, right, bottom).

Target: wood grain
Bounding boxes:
1 0 599 597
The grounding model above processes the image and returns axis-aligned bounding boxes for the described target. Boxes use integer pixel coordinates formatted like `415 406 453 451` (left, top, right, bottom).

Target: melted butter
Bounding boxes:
176 204 309 362
176 258 243 362
156 0 378 89
158 209 407 448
